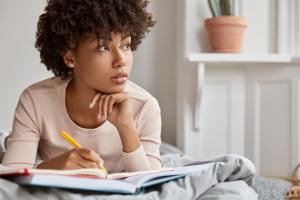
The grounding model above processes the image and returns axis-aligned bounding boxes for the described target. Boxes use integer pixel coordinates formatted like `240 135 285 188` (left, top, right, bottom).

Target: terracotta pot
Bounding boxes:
205 16 247 53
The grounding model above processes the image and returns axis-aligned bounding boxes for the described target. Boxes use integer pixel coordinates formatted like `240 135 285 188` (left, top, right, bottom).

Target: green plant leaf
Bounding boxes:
208 0 221 17
229 0 235 16
220 0 235 16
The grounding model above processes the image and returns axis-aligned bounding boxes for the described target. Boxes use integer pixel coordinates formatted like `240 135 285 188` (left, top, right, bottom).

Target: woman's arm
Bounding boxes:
91 93 162 171
3 89 105 170
131 98 162 170
2 90 40 168
118 121 162 171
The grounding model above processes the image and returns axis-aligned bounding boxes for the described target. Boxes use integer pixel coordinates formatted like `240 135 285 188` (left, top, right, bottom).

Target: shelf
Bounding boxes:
188 53 292 63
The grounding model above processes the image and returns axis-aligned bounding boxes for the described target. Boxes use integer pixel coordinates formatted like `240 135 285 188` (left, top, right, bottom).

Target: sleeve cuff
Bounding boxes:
122 145 151 172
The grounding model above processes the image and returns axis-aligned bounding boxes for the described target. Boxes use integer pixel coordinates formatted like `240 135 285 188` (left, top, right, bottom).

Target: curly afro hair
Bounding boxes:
35 0 155 77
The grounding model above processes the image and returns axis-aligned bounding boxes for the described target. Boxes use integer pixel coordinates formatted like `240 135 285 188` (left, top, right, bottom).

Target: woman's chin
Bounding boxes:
96 85 126 94
110 88 125 94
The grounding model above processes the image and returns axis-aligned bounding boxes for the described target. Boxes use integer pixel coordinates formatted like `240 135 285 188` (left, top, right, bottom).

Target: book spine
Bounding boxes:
135 187 145 194
24 168 30 176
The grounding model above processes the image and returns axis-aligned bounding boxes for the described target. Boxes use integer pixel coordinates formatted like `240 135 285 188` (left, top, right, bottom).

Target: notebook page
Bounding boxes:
0 165 8 170
29 168 107 178
107 167 173 179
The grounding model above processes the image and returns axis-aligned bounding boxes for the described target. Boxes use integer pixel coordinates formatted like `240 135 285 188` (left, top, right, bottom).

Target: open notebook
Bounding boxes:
0 163 214 194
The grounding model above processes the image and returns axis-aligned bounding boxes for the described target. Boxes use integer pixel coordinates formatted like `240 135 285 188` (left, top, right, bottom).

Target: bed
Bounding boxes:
0 131 293 200
160 143 293 200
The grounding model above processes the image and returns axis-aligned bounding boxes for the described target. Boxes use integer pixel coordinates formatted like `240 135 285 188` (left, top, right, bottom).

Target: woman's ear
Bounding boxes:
63 50 76 69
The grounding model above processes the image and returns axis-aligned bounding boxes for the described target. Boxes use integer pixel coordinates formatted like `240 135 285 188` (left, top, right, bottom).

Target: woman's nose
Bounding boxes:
112 50 126 68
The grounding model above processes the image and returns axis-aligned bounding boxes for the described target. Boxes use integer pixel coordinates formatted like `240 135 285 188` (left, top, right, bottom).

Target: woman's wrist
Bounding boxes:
117 123 141 153
114 118 134 130
35 160 51 169
116 120 135 131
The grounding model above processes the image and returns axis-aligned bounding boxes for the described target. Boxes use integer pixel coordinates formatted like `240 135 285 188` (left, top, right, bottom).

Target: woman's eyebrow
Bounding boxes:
121 34 131 40
96 37 109 45
94 34 130 46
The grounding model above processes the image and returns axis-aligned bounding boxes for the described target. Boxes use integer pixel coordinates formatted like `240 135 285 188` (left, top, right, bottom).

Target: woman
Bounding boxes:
2 0 161 173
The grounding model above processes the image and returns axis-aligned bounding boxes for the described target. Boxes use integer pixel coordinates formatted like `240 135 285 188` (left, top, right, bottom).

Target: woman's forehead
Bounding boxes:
84 31 131 42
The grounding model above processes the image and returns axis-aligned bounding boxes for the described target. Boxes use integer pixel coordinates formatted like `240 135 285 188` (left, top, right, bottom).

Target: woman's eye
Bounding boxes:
122 43 131 50
97 46 108 53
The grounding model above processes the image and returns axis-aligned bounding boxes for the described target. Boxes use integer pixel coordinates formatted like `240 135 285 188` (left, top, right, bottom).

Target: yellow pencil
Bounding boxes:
60 131 82 148
59 131 108 173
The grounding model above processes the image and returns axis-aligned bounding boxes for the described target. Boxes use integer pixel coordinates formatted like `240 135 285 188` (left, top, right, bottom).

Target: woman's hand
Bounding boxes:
36 148 104 170
89 92 141 153
89 92 134 128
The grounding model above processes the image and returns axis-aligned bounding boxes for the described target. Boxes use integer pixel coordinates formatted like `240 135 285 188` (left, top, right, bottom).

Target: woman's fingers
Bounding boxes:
89 93 100 108
107 92 129 114
108 97 115 114
91 92 129 120
102 95 111 119
97 95 105 120
111 92 129 103
77 148 104 168
75 155 99 169
67 162 83 169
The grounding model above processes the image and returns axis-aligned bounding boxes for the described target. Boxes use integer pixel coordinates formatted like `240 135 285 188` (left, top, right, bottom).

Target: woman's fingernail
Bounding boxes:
89 102 94 108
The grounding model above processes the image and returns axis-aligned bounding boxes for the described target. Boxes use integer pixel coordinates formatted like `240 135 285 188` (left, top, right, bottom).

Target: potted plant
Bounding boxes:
205 0 247 53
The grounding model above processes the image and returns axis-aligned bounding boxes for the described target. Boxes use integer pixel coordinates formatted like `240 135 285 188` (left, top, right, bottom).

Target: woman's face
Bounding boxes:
67 32 133 94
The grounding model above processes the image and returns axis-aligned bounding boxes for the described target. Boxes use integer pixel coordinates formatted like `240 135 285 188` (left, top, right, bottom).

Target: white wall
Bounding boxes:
132 0 177 145
0 1 51 131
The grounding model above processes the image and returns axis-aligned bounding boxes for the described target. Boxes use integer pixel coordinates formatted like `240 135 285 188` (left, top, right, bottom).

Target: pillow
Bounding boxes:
0 130 10 162
160 142 183 155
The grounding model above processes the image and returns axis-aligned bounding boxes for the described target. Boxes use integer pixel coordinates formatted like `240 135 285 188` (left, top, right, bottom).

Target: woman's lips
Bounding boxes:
111 73 128 84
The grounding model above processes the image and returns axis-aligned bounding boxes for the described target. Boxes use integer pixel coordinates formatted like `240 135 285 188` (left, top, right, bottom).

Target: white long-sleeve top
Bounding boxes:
2 77 162 172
